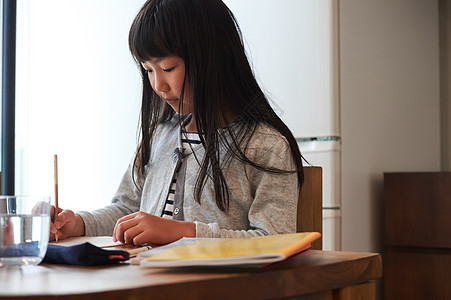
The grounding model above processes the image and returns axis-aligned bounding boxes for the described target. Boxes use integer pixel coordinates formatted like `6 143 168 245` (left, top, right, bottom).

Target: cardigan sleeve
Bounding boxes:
77 163 141 236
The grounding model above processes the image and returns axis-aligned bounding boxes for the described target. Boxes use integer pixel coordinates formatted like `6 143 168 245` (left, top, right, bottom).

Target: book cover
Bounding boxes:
140 232 321 268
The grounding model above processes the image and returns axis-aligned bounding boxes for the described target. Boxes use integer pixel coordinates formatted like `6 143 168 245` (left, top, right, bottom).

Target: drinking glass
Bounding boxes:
0 196 51 266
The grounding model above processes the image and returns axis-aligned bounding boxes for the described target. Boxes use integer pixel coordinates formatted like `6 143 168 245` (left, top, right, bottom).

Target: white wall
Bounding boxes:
340 0 441 252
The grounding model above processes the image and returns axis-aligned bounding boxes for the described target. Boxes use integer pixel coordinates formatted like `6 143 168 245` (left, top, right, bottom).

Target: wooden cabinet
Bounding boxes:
383 172 451 300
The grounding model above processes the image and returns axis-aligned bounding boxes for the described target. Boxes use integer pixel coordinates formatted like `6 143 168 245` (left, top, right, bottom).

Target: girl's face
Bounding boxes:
142 56 193 114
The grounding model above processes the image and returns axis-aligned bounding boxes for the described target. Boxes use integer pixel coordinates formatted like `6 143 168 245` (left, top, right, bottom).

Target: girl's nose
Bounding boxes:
153 74 169 94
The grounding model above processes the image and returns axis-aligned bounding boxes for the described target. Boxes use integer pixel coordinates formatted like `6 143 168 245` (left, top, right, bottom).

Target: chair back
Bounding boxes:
297 166 322 250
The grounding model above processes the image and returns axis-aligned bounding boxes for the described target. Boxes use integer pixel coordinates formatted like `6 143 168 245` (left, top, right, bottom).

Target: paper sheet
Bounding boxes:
50 236 119 248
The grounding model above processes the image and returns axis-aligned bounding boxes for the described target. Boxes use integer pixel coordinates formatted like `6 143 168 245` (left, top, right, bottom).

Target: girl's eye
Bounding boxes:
163 67 174 72
145 69 153 73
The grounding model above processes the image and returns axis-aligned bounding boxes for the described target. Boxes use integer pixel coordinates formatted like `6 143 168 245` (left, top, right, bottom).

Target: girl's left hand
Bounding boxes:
112 211 196 245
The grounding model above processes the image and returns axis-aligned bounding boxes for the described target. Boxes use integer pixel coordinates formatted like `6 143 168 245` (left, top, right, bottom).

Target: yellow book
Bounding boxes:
140 232 321 268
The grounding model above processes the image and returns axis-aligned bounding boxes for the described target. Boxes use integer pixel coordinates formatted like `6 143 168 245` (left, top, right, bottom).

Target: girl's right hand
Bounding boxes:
50 206 85 241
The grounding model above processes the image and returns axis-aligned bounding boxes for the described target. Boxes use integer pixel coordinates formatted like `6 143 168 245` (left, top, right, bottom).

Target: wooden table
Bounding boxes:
0 250 382 300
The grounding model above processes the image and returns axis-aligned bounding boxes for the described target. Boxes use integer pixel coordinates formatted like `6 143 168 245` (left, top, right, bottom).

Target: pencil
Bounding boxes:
54 154 59 243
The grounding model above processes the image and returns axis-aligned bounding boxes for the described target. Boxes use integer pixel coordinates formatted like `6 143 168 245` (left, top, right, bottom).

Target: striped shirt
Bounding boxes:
161 131 201 219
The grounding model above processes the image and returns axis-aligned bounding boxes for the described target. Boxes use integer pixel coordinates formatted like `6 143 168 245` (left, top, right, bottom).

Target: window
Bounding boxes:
14 0 144 210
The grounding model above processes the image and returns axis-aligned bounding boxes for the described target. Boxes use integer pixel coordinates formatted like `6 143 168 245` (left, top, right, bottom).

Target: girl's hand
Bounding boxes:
49 206 85 241
113 212 196 245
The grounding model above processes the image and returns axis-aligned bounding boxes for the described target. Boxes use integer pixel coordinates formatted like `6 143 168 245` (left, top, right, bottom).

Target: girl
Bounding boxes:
50 0 304 245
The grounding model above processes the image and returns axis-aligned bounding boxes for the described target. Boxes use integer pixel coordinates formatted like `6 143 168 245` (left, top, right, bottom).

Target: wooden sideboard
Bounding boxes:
384 172 451 299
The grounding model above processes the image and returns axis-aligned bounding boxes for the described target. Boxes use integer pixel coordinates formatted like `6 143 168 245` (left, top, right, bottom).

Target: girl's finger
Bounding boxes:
123 225 144 245
50 221 57 234
131 230 152 246
54 209 75 229
50 206 64 224
113 217 140 244
112 212 139 240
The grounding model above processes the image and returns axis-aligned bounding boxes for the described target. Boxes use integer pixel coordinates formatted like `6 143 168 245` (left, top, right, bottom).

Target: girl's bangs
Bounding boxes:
129 2 176 62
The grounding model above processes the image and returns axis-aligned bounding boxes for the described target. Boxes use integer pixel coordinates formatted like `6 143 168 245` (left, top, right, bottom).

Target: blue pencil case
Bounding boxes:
43 242 129 266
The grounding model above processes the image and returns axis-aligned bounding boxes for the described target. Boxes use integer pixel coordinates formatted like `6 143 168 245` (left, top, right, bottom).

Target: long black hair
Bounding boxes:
129 0 304 211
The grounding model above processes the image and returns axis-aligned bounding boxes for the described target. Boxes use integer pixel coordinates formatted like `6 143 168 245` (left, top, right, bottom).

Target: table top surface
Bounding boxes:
0 250 382 299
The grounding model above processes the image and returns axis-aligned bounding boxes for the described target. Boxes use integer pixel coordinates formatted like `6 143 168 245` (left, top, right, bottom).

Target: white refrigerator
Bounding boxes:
224 0 341 250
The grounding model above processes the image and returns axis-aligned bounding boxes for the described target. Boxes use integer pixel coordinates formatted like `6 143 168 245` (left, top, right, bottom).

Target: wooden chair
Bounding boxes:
297 166 322 250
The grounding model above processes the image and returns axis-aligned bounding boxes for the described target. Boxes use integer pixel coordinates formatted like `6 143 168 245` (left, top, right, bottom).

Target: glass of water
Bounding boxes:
0 196 51 266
